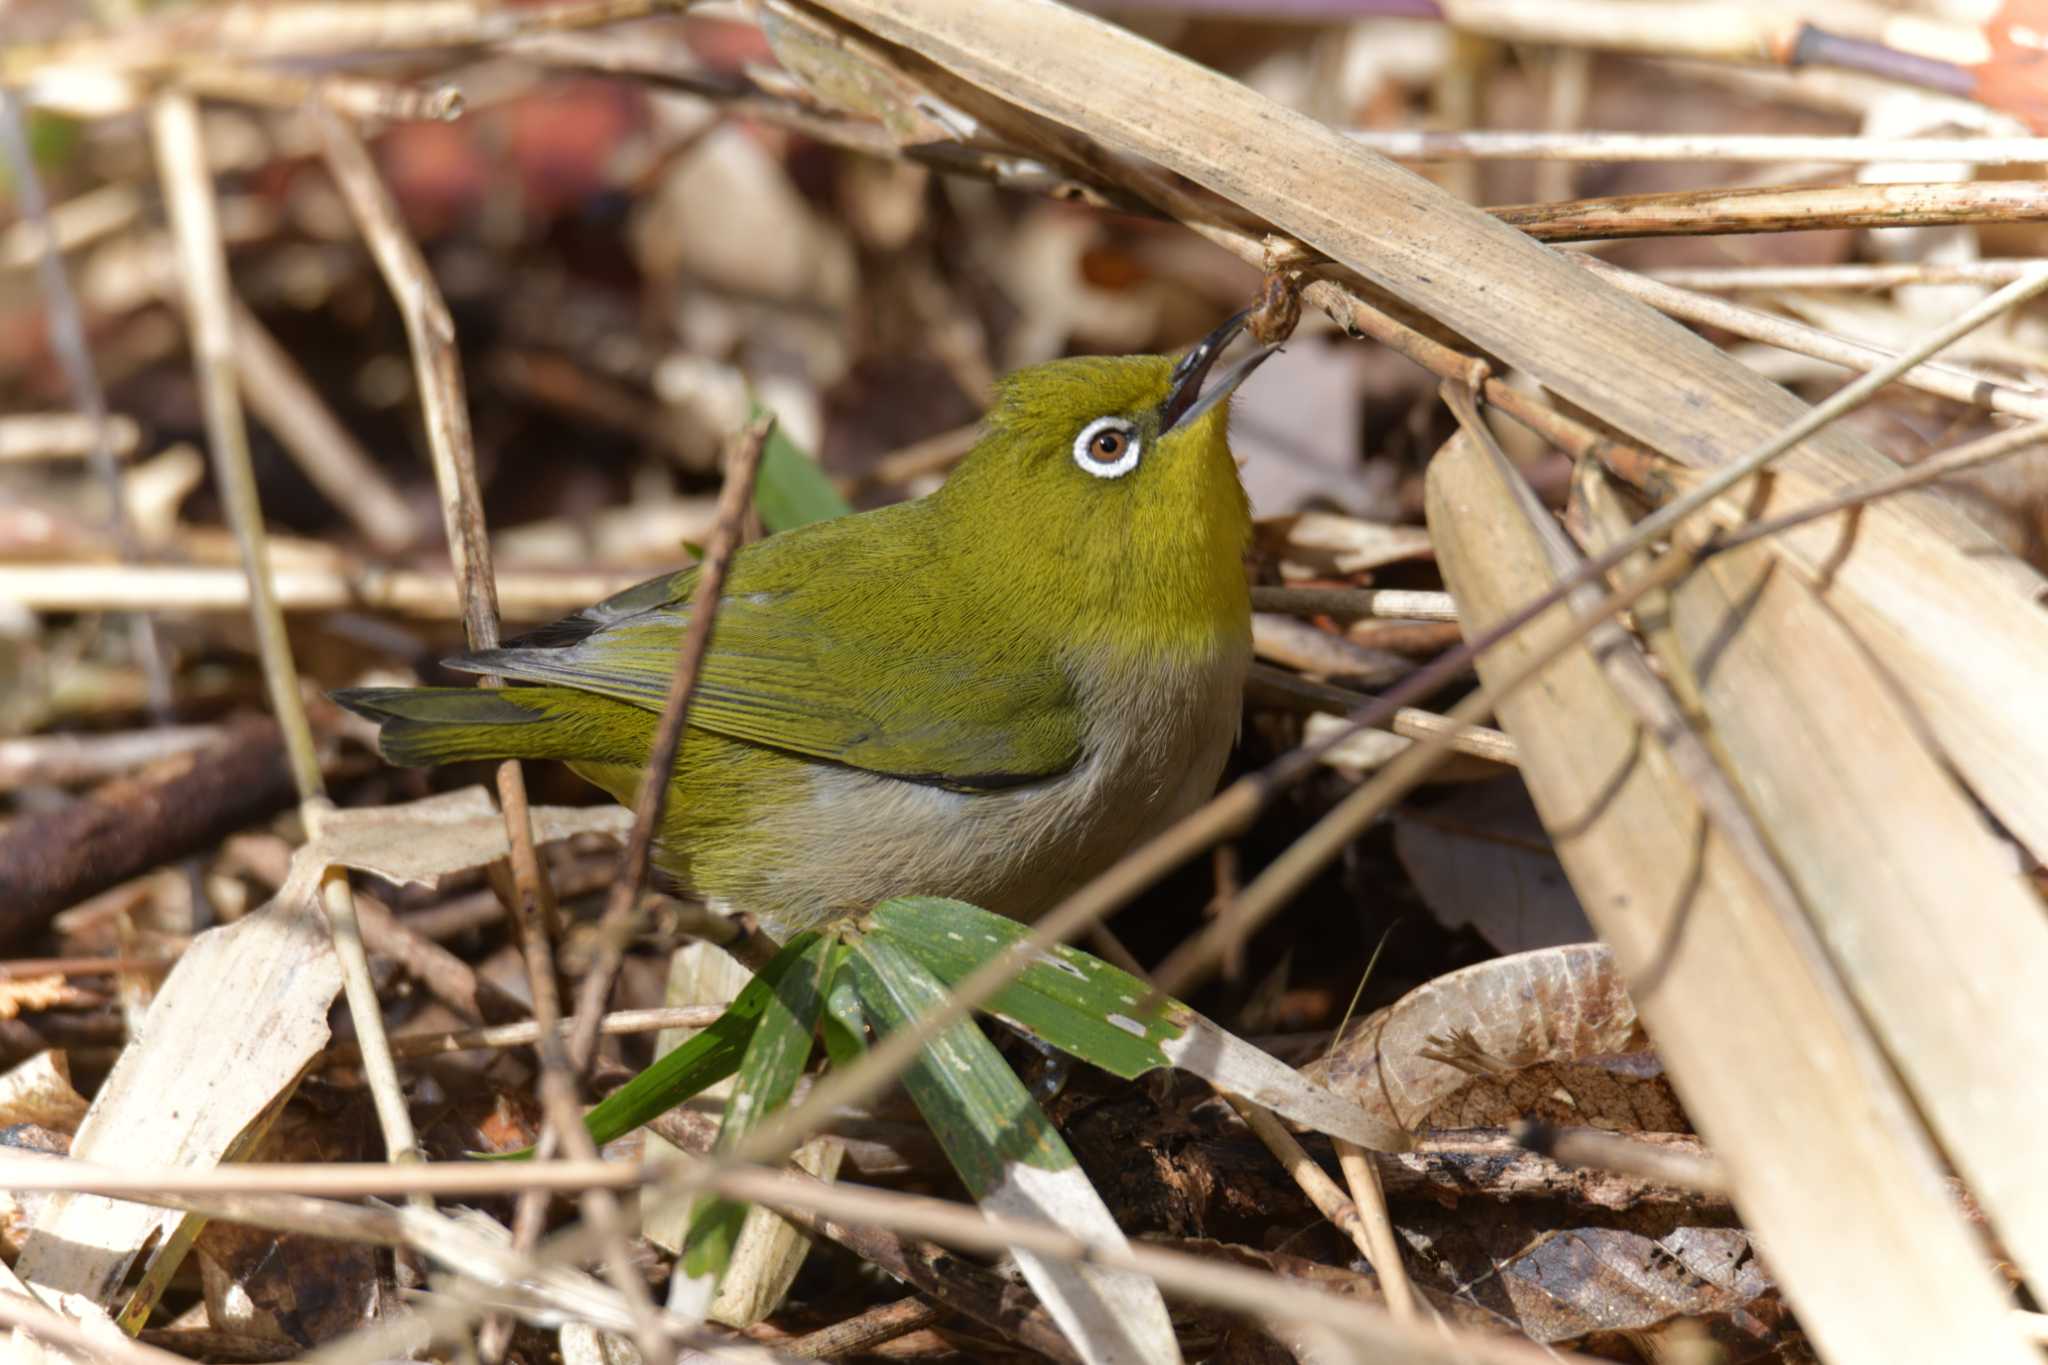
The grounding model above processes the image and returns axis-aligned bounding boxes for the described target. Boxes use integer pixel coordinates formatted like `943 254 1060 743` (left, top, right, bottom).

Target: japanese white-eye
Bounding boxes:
337 311 1274 935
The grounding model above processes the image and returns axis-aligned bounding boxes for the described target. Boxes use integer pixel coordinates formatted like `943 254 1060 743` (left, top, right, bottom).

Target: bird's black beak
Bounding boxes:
1159 307 1279 433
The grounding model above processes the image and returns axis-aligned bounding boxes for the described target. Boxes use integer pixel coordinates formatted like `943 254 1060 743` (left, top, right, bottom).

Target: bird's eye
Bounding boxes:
1073 416 1142 479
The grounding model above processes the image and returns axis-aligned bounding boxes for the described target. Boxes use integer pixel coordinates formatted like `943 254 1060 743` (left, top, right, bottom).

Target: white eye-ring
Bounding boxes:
1073 416 1141 479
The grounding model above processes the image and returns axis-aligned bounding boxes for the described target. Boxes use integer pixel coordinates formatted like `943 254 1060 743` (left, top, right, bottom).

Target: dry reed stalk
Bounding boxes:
0 181 140 267
0 563 647 616
781 1297 942 1358
323 1005 730 1065
1581 256 2048 422
1494 179 2048 240
181 64 463 120
1347 128 2048 163
1712 419 2048 552
1 0 672 80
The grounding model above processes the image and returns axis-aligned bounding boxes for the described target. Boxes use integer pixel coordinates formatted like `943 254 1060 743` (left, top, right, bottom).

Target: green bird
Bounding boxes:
336 311 1273 936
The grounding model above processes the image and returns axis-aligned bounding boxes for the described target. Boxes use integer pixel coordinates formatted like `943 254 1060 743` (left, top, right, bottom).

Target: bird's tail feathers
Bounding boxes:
332 685 638 767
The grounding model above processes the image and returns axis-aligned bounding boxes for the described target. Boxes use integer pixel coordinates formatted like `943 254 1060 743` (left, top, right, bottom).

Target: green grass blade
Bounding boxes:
680 934 838 1293
575 931 824 1151
869 897 1181 1078
849 934 1183 1365
751 401 851 531
870 897 1408 1151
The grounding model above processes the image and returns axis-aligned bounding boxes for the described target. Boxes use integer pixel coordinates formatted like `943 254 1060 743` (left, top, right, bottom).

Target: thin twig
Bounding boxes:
782 1297 944 1359
1715 420 2048 554
152 95 320 801
321 1004 729 1065
0 956 174 980
182 64 463 121
1334 1138 1418 1322
1512 1122 1730 1196
565 412 777 1075
1347 128 2048 164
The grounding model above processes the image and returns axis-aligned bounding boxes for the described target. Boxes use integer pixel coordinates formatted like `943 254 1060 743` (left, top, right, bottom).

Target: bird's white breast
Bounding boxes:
743 635 1249 934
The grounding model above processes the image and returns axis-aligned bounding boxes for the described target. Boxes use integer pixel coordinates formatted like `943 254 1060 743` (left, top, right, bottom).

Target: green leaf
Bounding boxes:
868 897 1409 1152
751 401 851 532
574 931 824 1151
848 935 1183 1365
868 897 1182 1077
681 934 838 1287
849 933 1069 1187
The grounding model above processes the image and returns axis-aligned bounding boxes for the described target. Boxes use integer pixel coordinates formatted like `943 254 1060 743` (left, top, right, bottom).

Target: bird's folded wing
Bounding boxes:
450 567 1082 791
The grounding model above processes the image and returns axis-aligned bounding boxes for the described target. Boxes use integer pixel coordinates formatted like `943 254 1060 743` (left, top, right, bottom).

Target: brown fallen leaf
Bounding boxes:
0 1051 90 1132
1307 943 1646 1137
195 1219 387 1350
1393 778 1593 954
1397 1199 1793 1359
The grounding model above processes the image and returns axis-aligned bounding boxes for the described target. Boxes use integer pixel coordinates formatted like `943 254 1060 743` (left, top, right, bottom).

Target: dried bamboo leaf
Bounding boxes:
1425 430 2032 1364
1577 483 2048 1307
12 895 342 1326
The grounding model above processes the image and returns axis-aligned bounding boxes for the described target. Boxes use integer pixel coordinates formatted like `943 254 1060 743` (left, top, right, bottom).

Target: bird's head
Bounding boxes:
938 311 1272 648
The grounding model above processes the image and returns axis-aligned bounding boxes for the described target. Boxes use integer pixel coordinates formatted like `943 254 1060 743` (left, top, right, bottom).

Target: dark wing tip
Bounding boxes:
441 648 516 678
499 612 610 652
330 686 405 720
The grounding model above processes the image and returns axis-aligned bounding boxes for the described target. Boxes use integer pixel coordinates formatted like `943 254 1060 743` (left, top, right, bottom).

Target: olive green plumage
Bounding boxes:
336 327 1266 935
